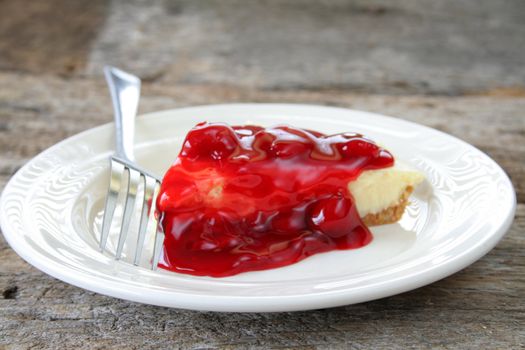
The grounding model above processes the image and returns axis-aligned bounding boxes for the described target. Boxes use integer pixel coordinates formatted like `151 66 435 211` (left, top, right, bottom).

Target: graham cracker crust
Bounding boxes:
361 186 414 226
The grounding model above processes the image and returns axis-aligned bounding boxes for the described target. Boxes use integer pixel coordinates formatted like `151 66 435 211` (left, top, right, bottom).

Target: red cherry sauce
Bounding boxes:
157 122 394 277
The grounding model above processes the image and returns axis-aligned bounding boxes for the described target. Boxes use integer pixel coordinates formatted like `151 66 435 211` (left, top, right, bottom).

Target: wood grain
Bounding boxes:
0 0 108 75
0 1 524 349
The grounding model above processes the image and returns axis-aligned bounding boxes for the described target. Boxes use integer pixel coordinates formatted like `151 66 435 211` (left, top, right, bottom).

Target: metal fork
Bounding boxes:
99 66 164 269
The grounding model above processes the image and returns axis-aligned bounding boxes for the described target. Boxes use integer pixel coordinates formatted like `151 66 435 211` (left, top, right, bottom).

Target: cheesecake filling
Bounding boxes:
157 122 397 277
349 162 425 218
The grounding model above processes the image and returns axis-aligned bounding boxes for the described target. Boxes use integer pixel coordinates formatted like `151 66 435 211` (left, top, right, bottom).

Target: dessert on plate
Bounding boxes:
157 122 424 277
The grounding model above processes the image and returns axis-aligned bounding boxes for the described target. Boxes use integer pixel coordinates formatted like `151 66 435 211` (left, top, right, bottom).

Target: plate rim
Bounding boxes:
0 103 517 312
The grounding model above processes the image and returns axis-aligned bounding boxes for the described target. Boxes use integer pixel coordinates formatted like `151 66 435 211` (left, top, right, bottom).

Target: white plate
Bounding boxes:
0 104 516 312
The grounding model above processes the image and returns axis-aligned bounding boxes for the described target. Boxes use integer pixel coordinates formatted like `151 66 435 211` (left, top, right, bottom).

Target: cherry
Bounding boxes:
339 138 380 158
307 195 357 238
271 209 307 234
199 211 241 250
180 123 239 161
252 130 274 154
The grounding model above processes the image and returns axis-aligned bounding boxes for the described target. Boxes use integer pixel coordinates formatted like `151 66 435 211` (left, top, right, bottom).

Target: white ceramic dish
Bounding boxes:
0 104 516 312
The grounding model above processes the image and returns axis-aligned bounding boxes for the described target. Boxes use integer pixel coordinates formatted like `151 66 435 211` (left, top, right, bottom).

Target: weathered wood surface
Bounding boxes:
0 1 524 349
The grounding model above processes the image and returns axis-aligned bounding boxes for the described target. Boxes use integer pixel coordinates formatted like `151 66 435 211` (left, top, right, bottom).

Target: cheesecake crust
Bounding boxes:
361 186 414 226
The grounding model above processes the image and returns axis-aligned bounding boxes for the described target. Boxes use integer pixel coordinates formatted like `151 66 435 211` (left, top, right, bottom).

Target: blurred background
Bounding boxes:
0 1 524 348
2 0 524 93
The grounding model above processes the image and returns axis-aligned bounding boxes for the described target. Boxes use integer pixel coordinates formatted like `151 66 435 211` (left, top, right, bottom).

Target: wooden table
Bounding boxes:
1 1 523 348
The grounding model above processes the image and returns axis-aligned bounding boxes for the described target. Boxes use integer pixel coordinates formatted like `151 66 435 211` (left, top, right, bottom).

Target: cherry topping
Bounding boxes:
270 141 312 158
157 122 394 277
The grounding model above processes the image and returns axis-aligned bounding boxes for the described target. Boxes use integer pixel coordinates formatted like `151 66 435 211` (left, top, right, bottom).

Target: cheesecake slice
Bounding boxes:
350 162 425 226
157 122 424 277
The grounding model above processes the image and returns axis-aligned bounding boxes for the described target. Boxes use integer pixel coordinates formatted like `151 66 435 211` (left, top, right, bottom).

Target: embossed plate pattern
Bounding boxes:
0 104 516 312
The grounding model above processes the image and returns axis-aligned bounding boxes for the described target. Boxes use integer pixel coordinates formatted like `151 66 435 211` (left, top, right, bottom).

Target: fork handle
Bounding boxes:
104 66 141 162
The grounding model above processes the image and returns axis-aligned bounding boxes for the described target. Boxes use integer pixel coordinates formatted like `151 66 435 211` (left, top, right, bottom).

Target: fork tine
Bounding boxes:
115 167 141 259
152 217 165 270
143 181 162 269
133 175 155 265
100 160 125 252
